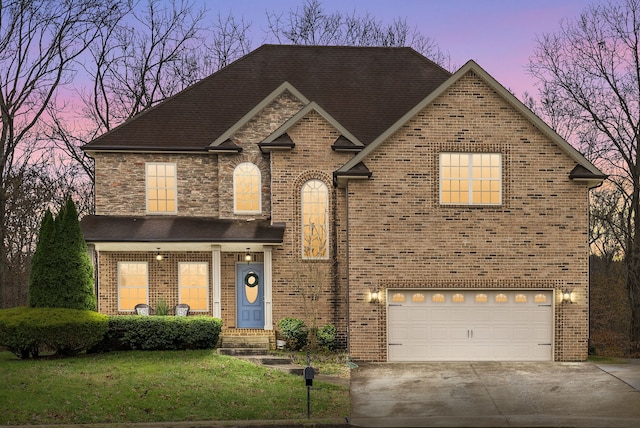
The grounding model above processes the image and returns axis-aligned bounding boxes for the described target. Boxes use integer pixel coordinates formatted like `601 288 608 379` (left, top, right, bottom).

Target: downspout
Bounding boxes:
332 186 339 326
94 246 100 313
345 181 351 356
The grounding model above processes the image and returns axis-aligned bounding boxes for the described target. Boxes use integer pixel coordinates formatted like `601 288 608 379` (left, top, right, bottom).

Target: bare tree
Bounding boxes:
1 147 87 307
205 11 252 71
0 0 120 307
265 0 449 67
47 0 252 186
589 187 627 261
527 0 640 344
293 260 332 346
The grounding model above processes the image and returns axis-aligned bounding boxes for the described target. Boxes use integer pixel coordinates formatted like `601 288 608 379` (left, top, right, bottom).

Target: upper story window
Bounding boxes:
234 163 261 214
301 179 328 259
440 153 502 205
146 162 177 214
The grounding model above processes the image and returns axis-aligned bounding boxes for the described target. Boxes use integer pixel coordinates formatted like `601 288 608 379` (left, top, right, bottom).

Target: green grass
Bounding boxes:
286 350 352 377
0 350 349 425
588 355 630 364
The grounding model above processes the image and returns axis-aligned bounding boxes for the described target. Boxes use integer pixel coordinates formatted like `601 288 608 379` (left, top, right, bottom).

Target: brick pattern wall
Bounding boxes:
217 92 304 220
269 110 352 335
95 153 218 216
346 71 590 362
93 72 591 362
98 251 213 315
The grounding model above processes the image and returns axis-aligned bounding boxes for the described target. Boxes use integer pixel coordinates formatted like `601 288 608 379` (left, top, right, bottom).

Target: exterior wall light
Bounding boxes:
155 248 164 261
245 248 252 263
562 289 575 304
370 290 380 304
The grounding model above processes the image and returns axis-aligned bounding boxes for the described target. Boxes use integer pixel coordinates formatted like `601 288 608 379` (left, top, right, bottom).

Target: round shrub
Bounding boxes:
0 307 108 358
278 317 308 351
316 323 337 351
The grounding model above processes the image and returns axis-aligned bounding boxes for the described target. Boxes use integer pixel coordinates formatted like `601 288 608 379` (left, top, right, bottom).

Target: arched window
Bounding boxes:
234 163 261 214
301 179 328 259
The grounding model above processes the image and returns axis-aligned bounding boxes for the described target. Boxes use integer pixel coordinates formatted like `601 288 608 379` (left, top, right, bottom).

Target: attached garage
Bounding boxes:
387 290 553 362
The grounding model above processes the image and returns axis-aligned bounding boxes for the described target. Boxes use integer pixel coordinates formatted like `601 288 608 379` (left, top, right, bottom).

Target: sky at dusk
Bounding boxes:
210 0 596 98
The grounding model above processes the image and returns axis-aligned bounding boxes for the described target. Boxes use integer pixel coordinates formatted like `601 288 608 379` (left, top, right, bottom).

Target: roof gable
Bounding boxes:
261 101 364 147
210 81 309 147
337 60 604 184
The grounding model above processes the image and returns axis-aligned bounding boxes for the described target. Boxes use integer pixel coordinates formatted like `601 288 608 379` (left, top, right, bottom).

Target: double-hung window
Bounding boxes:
178 262 209 311
440 153 502 205
118 262 148 311
146 162 177 213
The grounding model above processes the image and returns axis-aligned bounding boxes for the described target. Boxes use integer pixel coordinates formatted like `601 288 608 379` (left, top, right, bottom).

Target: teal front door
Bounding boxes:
237 263 264 328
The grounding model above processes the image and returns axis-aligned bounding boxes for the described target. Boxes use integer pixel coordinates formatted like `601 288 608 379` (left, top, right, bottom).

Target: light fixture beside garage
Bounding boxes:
562 289 575 304
369 290 380 304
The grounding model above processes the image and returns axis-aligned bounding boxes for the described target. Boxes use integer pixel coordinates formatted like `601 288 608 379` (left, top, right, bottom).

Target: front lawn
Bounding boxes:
0 350 349 425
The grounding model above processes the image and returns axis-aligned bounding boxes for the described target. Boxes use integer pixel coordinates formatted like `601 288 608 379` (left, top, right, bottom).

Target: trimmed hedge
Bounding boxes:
92 316 223 352
0 307 109 359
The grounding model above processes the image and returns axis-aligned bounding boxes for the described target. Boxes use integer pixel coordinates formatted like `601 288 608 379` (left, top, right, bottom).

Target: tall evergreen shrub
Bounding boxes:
27 209 56 308
28 198 96 310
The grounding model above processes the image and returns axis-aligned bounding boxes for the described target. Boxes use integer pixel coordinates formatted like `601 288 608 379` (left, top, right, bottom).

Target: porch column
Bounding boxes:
211 245 221 318
264 246 273 330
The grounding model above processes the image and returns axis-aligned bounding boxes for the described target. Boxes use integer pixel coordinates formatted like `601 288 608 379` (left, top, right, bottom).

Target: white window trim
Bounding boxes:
117 261 148 312
301 179 329 260
439 152 502 206
178 262 210 312
233 162 262 214
145 162 178 215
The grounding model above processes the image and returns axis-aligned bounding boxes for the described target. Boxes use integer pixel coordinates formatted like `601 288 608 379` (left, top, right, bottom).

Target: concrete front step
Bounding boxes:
219 335 271 349
242 355 293 365
217 348 269 356
217 335 316 377
239 354 315 376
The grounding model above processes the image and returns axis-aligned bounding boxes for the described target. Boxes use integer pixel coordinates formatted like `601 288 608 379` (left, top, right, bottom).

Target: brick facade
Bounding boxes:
88 64 595 362
345 72 589 361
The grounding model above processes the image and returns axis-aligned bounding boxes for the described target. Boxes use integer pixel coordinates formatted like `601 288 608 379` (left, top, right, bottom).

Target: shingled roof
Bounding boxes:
82 44 451 152
80 215 285 244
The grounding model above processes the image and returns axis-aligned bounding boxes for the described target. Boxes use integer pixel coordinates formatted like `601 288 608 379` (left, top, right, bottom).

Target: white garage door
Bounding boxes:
387 290 553 361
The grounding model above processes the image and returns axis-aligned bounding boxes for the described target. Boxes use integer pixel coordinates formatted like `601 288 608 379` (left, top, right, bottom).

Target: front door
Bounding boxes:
237 263 264 328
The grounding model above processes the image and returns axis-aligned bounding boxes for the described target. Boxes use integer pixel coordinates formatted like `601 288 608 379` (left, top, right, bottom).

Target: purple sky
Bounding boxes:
211 0 595 98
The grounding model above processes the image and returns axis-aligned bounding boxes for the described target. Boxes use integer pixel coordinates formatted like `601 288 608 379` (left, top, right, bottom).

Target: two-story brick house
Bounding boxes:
80 44 605 362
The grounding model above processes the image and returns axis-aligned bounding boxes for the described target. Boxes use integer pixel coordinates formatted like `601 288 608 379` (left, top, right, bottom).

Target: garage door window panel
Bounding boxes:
392 293 405 303
412 293 425 302
534 294 547 303
515 294 527 303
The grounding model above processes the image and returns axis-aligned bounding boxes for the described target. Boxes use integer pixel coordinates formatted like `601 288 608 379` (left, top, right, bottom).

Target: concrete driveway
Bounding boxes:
350 361 640 427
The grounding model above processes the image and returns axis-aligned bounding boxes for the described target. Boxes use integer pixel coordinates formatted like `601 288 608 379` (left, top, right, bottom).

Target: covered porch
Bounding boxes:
80 215 286 334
